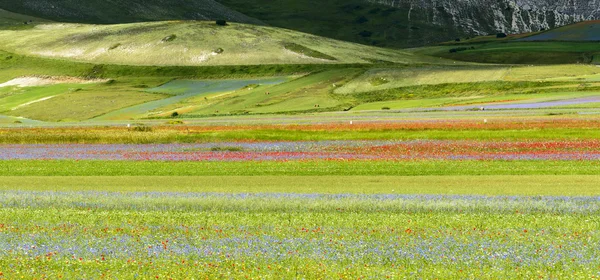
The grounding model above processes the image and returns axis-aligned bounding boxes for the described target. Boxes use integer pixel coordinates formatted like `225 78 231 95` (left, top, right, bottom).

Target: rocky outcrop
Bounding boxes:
369 0 600 35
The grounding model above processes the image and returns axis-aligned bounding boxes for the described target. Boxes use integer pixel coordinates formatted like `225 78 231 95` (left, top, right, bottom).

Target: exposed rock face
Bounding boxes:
369 0 600 35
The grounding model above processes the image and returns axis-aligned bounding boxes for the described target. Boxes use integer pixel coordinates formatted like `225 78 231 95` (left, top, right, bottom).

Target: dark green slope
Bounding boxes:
1 0 262 25
2 0 466 48
216 0 465 48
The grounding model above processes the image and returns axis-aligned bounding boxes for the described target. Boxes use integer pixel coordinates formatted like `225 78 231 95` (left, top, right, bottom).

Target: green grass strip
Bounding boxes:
3 160 600 176
2 175 600 196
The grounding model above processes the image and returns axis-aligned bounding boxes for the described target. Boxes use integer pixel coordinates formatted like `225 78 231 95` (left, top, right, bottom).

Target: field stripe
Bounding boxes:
2 176 600 196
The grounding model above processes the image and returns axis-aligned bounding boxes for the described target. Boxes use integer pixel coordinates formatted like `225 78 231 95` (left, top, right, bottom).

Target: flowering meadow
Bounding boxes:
3 119 600 278
4 139 600 161
1 191 599 278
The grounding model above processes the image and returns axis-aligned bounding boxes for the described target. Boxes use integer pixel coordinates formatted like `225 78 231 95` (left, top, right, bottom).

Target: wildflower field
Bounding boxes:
2 117 600 279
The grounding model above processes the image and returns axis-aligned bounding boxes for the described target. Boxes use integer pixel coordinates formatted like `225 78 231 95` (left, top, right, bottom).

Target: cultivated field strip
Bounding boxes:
0 191 599 278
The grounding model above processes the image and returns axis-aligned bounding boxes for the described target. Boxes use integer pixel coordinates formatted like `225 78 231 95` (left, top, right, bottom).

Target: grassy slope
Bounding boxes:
411 21 600 65
337 64 600 94
2 31 600 121
217 0 463 49
0 21 444 66
520 20 600 41
181 69 359 116
0 50 368 121
8 86 167 121
411 41 600 64
0 9 50 29
0 0 261 25
3 0 469 48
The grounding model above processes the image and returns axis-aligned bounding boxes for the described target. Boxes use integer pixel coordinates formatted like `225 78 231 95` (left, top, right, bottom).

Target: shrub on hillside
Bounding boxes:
496 32 507 38
359 30 373 37
171 111 179 118
449 46 475 53
108 43 121 50
355 16 369 24
216 20 228 26
161 34 177 42
167 120 184 125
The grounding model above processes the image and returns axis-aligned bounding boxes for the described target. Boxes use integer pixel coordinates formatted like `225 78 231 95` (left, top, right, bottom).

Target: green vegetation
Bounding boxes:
4 160 600 176
1 175 600 195
412 42 600 64
183 69 359 116
1 190 596 278
217 0 468 48
4 46 600 122
0 0 261 25
0 21 442 66
7 86 166 121
0 9 50 30
7 124 600 143
352 90 600 111
520 20 600 42
282 42 336 60
3 5 600 279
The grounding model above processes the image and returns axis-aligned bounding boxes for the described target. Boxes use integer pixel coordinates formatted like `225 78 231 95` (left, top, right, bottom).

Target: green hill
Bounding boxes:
520 21 600 42
0 9 51 29
411 20 600 65
0 21 444 66
1 0 467 49
0 0 261 25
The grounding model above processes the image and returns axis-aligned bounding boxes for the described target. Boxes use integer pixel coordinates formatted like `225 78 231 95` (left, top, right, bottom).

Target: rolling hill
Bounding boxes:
520 20 600 41
5 0 599 48
411 20 600 65
0 21 446 66
0 9 51 29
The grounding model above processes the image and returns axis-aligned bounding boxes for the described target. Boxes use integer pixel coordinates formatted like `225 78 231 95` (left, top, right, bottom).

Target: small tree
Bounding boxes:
359 30 373 37
216 20 227 26
496 32 507 38
171 111 179 118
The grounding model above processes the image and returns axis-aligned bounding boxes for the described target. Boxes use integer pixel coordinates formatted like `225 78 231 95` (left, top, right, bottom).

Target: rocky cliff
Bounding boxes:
370 0 600 35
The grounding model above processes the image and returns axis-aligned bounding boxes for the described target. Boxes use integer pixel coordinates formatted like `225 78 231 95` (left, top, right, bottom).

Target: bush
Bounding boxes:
171 111 179 118
161 34 177 42
210 146 244 152
355 16 369 24
449 46 475 53
496 33 507 38
108 43 121 50
381 107 391 110
216 20 227 26
129 124 153 132
359 30 373 37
